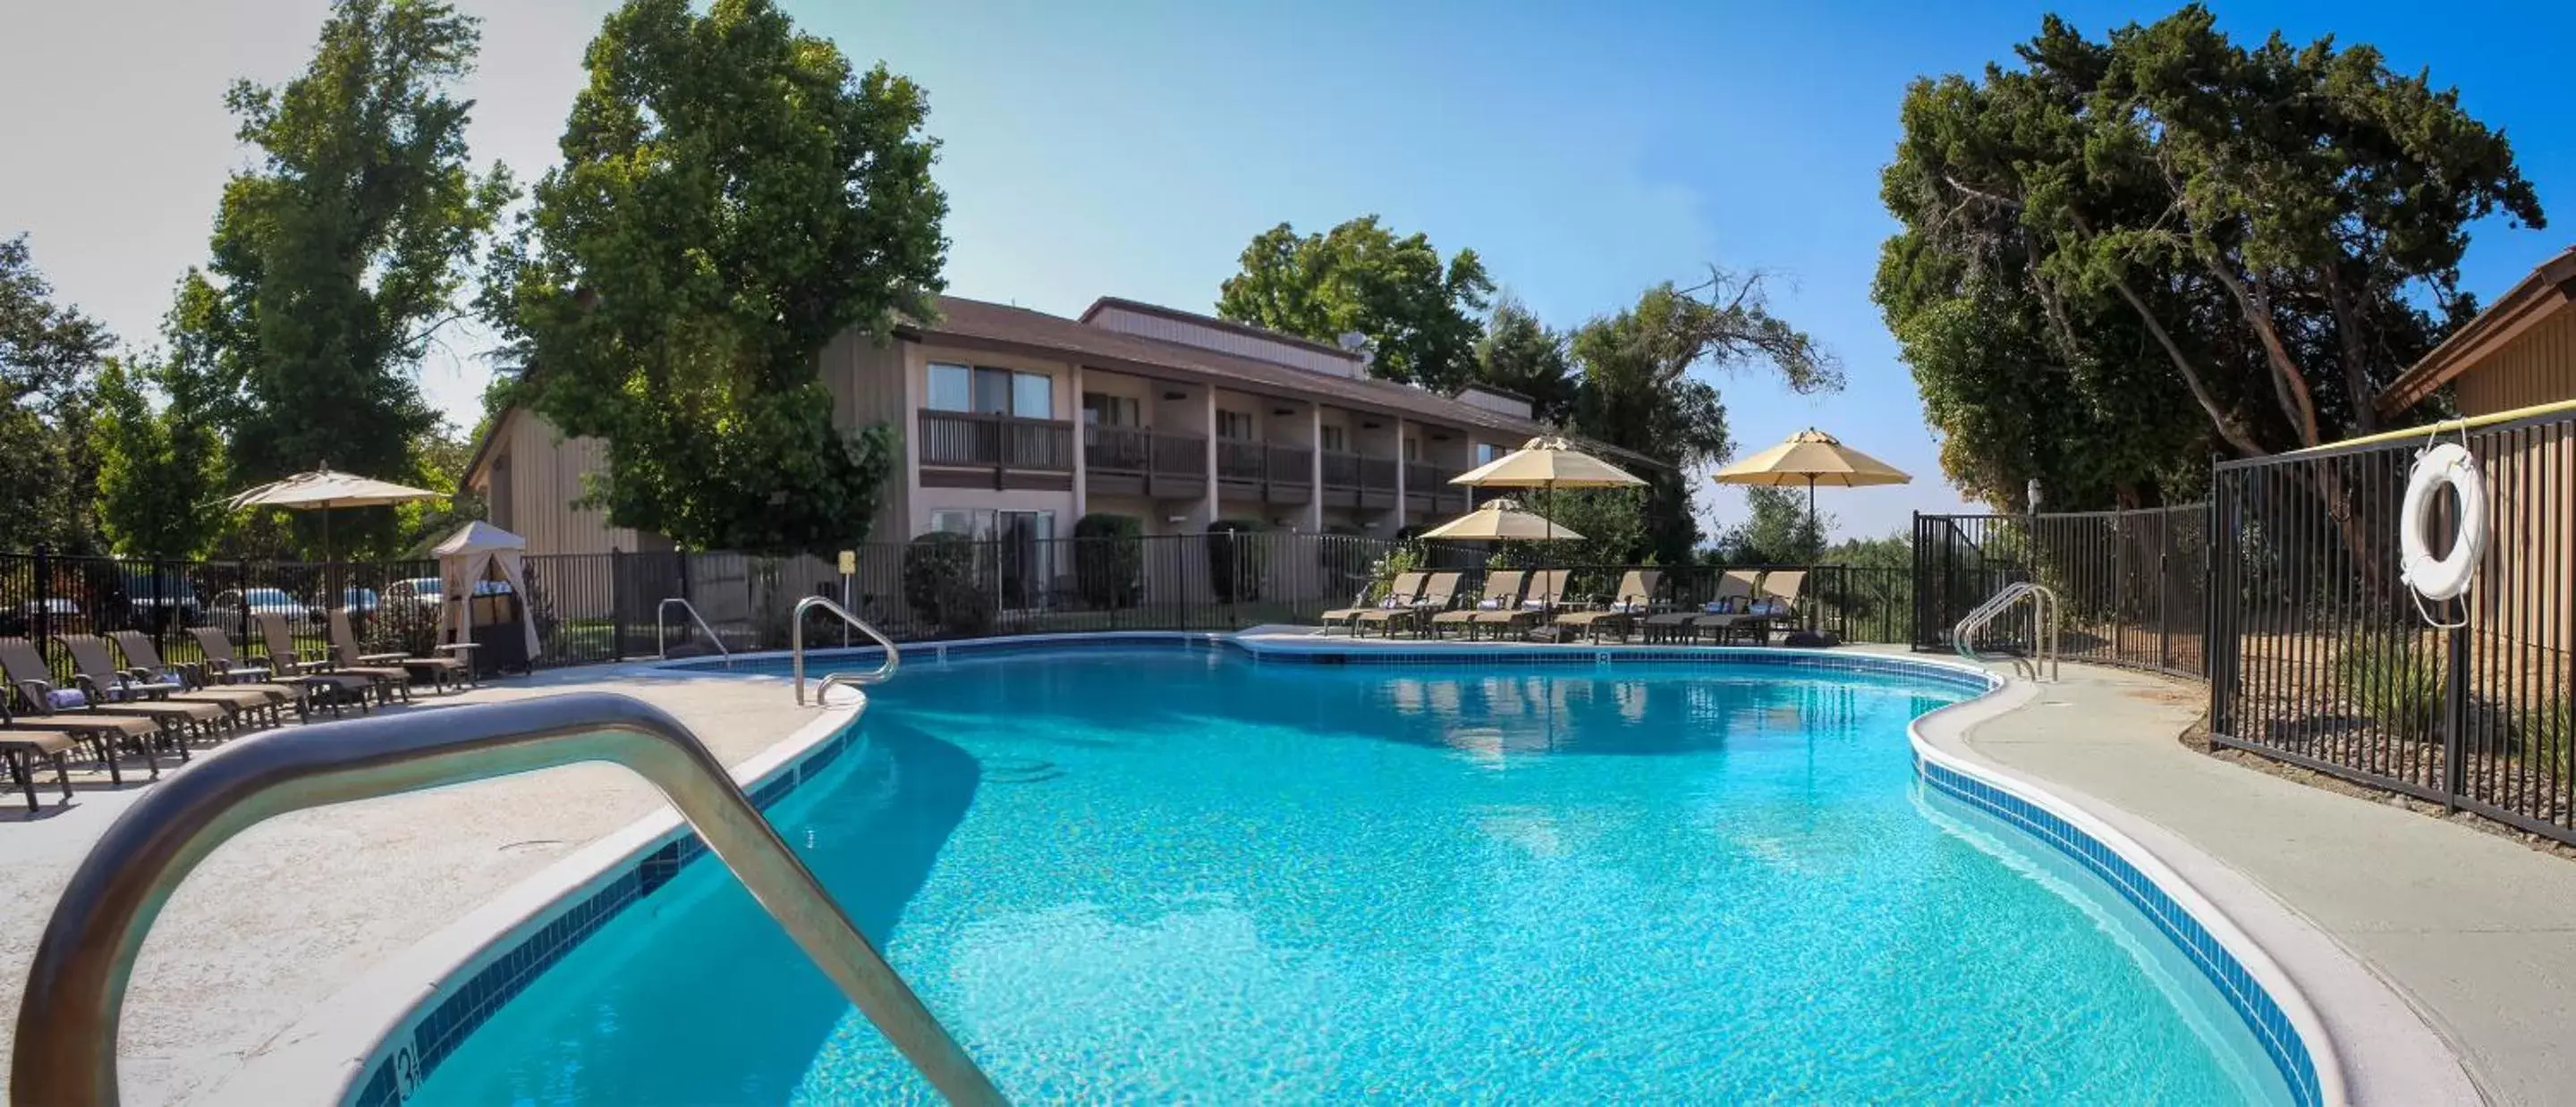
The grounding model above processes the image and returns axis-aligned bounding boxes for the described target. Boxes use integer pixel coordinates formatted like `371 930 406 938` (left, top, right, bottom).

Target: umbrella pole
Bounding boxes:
1805 476 1818 551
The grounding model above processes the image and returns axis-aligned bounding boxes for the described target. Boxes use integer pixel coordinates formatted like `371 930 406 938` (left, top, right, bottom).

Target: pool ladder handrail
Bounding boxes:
1952 581 2061 682
792 595 902 706
8 693 1005 1107
657 596 731 666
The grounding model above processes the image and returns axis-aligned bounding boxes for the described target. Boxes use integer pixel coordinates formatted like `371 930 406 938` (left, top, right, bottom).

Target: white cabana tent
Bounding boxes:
432 521 539 661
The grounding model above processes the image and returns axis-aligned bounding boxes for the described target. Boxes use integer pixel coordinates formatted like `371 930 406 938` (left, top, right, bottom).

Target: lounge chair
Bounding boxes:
1555 570 1665 643
258 613 409 706
58 635 252 739
0 637 177 776
0 701 78 812
1320 571 1427 636
331 608 467 693
109 630 299 725
1355 571 1463 638
1729 570 1807 645
1473 569 1572 639
1654 570 1758 644
191 625 370 717
1431 570 1527 640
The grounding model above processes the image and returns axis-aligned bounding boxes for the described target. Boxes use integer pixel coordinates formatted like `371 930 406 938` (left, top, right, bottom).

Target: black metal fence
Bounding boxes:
1912 506 2207 678
2208 407 2575 843
0 534 1919 686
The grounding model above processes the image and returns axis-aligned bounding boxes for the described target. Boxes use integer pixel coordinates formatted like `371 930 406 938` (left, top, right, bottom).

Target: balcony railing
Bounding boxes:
1406 461 1465 511
919 410 1072 472
1216 438 1266 483
1083 425 1208 500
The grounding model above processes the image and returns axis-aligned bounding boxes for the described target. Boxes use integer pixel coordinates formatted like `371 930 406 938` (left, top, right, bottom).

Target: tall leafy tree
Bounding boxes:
1568 273 1841 562
93 357 227 558
488 0 946 554
1878 5 2544 509
0 234 114 551
1217 215 1494 391
1473 297 1580 426
173 0 513 556
1711 486 1828 564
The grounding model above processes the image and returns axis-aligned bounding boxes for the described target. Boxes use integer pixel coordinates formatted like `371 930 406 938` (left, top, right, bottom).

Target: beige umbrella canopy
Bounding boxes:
1419 499 1586 542
228 467 446 562
1449 435 1648 490
1711 427 1911 534
1450 435 1644 543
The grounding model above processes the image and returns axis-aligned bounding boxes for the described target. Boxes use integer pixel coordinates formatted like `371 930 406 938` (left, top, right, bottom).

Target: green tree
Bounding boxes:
1877 5 2544 508
93 357 227 558
1217 215 1494 391
489 0 945 554
172 0 513 556
0 233 114 552
1711 486 1827 564
1474 296 1579 426
1568 273 1841 562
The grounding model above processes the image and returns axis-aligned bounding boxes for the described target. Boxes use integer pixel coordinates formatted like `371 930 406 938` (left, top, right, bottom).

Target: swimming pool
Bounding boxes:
394 643 2300 1103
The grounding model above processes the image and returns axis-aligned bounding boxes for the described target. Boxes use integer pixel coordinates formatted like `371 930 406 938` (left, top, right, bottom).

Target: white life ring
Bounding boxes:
2398 443 2487 603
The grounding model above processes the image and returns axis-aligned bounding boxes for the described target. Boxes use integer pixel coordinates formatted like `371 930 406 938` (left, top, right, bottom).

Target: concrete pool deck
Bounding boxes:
1 636 2559 1103
0 663 844 1105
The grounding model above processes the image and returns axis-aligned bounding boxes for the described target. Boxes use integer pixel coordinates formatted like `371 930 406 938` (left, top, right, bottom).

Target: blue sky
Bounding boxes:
5 0 2569 541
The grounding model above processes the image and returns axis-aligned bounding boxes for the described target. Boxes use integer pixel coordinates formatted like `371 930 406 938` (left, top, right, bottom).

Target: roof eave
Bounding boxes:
2377 248 2576 417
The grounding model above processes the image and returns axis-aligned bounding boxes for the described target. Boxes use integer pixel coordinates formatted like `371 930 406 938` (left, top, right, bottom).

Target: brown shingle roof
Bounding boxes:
911 295 1661 468
1076 296 1366 362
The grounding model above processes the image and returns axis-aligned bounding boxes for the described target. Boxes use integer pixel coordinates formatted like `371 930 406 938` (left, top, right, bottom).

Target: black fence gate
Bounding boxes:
2207 407 2575 843
1912 506 2207 679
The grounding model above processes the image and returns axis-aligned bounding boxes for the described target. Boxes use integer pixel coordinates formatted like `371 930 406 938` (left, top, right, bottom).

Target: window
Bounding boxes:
928 363 973 412
928 510 981 537
1473 442 1505 465
1217 410 1255 440
1083 393 1140 427
1011 371 1053 418
1403 437 1421 461
1320 425 1347 452
929 363 1052 418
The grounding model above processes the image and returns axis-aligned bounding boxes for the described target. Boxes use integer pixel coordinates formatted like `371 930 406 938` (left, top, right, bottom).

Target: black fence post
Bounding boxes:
2442 621 2470 811
31 544 52 672
610 549 627 663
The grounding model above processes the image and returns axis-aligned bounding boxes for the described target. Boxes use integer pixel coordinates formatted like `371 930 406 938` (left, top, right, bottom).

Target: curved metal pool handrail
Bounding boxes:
657 596 731 666
9 693 1004 1107
792 595 901 706
1953 582 2060 681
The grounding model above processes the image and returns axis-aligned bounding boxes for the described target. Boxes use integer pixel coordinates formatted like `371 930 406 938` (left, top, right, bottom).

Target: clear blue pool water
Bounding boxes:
416 647 2292 1104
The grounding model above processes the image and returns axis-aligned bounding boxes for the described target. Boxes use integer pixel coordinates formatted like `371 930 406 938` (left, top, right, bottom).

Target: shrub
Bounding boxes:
1206 520 1267 603
1364 545 1422 604
2334 636 2445 739
903 532 993 637
1072 513 1144 610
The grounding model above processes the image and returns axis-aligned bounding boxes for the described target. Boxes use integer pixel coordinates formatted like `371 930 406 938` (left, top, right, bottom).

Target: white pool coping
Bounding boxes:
233 631 2466 1105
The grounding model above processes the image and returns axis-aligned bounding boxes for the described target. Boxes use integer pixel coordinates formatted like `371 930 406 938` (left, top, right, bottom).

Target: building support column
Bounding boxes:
1068 362 1088 523
1202 390 1220 528
1392 419 1410 537
1306 405 1326 533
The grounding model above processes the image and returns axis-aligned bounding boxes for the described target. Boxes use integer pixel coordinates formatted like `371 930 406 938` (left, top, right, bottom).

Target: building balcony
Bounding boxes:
1083 425 1208 502
1320 451 1400 511
919 410 1074 491
1405 461 1467 515
1216 440 1314 506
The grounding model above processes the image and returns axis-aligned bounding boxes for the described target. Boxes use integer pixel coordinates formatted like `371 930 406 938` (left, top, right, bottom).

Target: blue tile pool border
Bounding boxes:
350 633 2333 1106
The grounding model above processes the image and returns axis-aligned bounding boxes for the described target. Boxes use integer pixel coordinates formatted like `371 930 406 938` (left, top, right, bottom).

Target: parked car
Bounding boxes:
0 597 84 636
384 577 513 612
328 587 383 615
207 587 311 625
122 570 203 624
386 577 445 613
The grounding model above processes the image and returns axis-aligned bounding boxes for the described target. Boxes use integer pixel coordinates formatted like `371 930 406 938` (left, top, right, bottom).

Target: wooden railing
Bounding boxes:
1267 444 1312 486
1216 439 1266 483
919 410 1072 471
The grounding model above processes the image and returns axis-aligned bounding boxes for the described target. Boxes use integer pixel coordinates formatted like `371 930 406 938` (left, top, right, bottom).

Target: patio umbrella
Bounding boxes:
1418 498 1586 542
227 467 447 563
1449 435 1645 542
1711 427 1911 537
